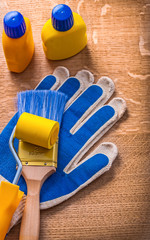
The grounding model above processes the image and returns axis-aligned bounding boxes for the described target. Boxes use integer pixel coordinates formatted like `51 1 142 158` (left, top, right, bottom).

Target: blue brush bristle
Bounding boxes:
17 90 67 126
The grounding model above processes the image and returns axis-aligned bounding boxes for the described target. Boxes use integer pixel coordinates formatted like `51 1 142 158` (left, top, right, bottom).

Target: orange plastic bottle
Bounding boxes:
2 11 34 73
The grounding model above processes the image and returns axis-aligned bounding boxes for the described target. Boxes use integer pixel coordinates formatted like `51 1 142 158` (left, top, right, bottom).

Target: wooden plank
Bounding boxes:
0 0 149 239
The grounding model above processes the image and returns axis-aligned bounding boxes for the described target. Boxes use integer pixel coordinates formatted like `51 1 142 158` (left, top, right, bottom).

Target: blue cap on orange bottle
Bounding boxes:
4 11 26 38
52 4 74 32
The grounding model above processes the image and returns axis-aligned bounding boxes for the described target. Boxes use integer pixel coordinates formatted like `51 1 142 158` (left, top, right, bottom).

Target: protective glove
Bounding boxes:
0 66 126 230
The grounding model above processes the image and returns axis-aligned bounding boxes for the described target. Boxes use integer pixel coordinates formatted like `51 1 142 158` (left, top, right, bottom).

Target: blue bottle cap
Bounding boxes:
52 4 74 32
3 11 26 38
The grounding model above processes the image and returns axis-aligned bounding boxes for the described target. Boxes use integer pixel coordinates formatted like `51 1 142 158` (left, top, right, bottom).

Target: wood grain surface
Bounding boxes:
0 0 150 239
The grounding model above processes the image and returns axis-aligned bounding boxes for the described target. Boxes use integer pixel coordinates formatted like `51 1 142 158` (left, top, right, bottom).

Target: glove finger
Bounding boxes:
71 77 115 133
58 70 95 109
67 142 117 181
53 66 70 85
40 142 117 209
73 97 126 136
63 77 115 132
36 75 58 90
58 77 81 104
75 69 94 83
36 66 69 90
61 98 126 172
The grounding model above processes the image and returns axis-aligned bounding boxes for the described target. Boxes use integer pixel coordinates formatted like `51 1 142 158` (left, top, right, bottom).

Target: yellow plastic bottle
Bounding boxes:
41 4 87 60
2 11 34 73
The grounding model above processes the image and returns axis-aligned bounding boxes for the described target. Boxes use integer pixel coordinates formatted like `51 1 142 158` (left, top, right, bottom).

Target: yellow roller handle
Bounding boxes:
15 112 59 149
0 181 24 240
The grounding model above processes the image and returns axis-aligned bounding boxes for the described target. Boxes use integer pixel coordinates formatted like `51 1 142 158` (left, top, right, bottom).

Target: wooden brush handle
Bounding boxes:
19 166 56 240
19 180 40 240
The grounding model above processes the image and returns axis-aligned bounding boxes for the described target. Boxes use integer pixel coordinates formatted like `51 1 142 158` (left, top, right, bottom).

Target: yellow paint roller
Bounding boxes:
15 112 59 167
15 112 59 150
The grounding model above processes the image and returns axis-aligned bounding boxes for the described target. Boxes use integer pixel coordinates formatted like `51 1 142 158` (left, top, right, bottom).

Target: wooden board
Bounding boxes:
0 0 150 239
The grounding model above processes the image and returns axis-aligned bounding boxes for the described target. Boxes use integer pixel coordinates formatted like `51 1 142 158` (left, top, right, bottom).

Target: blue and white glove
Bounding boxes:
0 66 126 228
